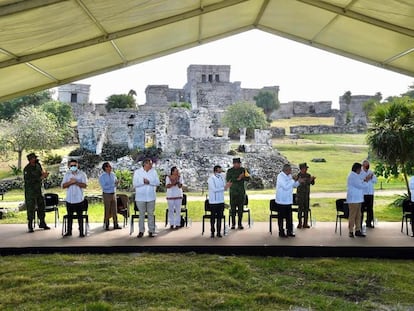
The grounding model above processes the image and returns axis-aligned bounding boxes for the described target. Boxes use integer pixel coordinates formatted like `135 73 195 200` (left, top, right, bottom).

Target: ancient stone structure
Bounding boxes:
335 94 374 126
58 84 94 118
273 101 332 119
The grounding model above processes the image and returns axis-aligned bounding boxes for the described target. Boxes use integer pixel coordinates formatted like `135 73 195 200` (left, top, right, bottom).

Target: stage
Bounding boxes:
1 221 413 258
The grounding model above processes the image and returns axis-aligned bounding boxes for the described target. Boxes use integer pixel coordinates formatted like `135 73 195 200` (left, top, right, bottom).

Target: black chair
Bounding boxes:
292 193 313 227
130 201 156 235
228 194 251 228
44 193 59 227
62 199 89 236
335 199 349 235
164 193 188 227
116 194 130 228
401 199 414 236
269 199 280 234
202 198 225 235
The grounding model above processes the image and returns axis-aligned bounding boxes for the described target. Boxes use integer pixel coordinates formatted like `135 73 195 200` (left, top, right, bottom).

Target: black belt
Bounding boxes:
103 192 114 194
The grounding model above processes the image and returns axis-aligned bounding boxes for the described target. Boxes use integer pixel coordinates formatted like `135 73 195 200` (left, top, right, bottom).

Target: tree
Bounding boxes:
105 94 136 111
362 98 379 122
0 90 53 121
222 102 268 137
367 96 414 197
254 91 279 120
401 83 414 99
0 106 62 169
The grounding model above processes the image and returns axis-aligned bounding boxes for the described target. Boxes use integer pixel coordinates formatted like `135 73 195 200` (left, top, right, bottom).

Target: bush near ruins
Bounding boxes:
101 143 130 161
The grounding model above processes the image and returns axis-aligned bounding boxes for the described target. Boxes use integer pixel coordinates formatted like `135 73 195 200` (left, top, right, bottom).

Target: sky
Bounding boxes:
76 29 413 109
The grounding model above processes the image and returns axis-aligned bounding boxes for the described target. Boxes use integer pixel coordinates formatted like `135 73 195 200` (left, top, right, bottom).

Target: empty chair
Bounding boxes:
228 194 251 228
202 198 225 235
116 194 130 228
44 193 59 227
269 199 280 234
164 193 188 227
335 199 349 235
401 198 414 236
62 199 89 236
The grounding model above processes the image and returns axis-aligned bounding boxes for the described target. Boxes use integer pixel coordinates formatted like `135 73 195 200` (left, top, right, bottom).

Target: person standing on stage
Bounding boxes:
226 158 250 230
360 159 377 228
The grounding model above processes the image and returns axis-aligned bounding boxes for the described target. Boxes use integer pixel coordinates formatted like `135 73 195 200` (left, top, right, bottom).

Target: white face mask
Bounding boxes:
70 166 78 172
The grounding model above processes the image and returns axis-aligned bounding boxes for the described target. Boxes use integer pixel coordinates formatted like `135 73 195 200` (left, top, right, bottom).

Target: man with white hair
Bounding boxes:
360 160 377 228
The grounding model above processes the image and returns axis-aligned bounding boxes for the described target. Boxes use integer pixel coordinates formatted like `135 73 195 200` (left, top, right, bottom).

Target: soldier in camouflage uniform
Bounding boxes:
296 163 316 229
226 158 250 229
23 153 50 233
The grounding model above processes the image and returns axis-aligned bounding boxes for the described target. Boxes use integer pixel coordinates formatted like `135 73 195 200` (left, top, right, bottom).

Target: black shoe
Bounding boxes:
355 230 366 237
28 228 34 233
210 233 214 238
39 224 50 230
114 225 122 230
238 225 244 230
79 233 85 238
279 232 287 238
137 232 144 238
367 224 375 228
63 232 72 237
231 225 235 230
170 225 174 229
287 232 295 237
149 232 156 238
349 232 354 238
217 233 223 238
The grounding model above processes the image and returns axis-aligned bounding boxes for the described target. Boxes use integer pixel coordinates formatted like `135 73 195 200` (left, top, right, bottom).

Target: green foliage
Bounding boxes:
131 146 163 163
345 111 352 124
43 172 63 189
8 165 21 176
222 102 268 138
78 153 102 173
100 143 130 161
105 94 136 111
367 96 414 195
170 102 191 109
362 98 379 121
0 90 52 121
401 83 414 99
114 169 132 190
69 147 92 157
0 106 63 169
40 101 73 127
342 90 352 105
43 153 63 165
156 169 166 192
254 90 279 118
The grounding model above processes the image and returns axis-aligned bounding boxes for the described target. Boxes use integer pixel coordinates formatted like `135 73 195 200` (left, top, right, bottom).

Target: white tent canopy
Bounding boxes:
1 0 413 102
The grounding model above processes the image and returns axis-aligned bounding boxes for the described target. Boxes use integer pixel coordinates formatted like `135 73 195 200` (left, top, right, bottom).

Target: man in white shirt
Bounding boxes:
275 164 302 238
208 165 232 238
133 158 160 238
61 159 88 237
360 160 377 228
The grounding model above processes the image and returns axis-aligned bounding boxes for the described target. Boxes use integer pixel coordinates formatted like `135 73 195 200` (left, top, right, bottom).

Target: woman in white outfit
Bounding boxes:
166 166 184 229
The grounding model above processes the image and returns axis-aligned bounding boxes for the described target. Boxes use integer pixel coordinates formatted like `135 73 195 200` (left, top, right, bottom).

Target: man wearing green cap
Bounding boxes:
23 153 50 232
296 162 316 229
226 158 250 229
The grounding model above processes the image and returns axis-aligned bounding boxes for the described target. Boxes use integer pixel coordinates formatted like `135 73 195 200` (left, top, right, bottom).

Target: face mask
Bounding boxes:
70 166 78 172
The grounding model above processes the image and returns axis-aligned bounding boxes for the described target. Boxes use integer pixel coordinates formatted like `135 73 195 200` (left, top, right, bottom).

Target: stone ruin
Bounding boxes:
57 65 376 189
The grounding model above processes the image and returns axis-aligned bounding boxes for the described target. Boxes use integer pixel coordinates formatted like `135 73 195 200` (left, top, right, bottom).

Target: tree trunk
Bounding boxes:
17 150 23 170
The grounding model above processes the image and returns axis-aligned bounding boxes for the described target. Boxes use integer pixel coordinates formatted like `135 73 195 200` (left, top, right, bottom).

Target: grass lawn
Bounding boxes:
0 254 413 310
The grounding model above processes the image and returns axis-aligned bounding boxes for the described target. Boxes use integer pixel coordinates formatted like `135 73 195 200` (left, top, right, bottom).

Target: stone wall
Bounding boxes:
290 125 367 134
115 150 292 191
58 83 93 118
335 95 374 126
273 101 332 119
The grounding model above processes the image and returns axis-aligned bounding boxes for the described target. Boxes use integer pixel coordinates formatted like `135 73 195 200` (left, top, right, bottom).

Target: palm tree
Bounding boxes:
367 96 414 196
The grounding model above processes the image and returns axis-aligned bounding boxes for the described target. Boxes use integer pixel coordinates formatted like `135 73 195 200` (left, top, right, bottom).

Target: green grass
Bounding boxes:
0 253 413 310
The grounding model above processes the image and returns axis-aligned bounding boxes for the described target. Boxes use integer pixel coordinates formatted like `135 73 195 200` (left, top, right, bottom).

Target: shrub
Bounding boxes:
131 146 163 163
43 153 62 165
9 165 22 176
101 143 130 161
43 172 63 189
246 176 264 190
114 169 133 190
